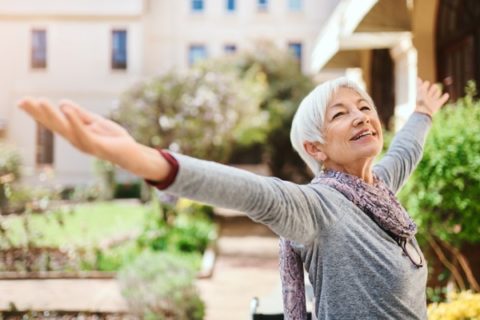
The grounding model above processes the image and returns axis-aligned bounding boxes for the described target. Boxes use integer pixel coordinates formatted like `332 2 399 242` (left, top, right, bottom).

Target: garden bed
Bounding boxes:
0 245 216 280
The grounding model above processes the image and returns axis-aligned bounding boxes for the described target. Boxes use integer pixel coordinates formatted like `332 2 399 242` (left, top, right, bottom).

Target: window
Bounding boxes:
112 30 127 70
224 44 237 54
31 29 47 69
189 45 207 66
288 42 303 66
288 0 302 11
192 0 204 12
258 0 268 11
36 123 54 166
226 0 236 12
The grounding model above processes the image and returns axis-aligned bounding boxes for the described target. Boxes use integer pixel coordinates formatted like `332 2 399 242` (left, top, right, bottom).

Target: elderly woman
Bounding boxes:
19 77 448 319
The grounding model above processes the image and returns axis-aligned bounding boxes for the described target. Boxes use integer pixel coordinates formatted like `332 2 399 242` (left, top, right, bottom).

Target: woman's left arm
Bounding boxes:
374 79 449 193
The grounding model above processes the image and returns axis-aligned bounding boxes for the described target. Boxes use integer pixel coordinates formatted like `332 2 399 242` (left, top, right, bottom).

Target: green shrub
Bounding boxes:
0 143 21 179
399 82 480 291
93 159 116 201
0 143 22 210
112 65 265 163
221 41 316 182
137 200 216 254
118 251 205 320
400 82 480 245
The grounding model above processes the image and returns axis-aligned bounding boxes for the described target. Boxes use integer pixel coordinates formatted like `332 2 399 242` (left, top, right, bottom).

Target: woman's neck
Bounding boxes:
323 160 374 184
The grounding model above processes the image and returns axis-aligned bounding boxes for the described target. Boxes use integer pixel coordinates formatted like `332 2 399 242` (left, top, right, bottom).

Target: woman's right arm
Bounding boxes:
18 99 331 244
151 151 333 244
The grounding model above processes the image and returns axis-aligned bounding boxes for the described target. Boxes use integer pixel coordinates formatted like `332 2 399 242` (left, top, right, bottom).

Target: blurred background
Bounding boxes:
0 0 479 319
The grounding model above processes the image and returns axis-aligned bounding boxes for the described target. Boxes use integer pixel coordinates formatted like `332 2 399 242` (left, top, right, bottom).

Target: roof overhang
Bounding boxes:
310 0 412 73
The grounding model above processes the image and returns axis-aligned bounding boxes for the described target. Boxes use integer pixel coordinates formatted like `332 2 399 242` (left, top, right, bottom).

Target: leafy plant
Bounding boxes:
0 143 21 179
118 251 205 320
219 41 316 181
137 200 216 254
112 65 266 163
0 143 22 210
400 81 480 290
93 159 116 201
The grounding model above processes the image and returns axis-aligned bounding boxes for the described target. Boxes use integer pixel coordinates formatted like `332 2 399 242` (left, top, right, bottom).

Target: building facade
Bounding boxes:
0 0 334 185
0 0 476 185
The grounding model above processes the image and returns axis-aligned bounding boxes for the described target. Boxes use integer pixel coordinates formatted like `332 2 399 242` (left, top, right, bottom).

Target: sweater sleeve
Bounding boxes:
373 112 432 194
158 153 340 244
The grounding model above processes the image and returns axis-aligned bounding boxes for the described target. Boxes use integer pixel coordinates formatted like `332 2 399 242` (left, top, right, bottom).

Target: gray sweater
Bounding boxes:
164 112 431 319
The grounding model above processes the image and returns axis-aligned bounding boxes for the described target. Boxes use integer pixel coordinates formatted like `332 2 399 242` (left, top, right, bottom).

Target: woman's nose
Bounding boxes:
352 111 369 126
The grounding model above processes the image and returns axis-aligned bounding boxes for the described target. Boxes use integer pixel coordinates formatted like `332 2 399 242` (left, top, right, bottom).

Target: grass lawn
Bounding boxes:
0 201 151 248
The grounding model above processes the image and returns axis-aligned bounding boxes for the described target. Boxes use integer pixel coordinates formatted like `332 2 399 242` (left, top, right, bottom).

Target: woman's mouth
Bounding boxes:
350 130 376 141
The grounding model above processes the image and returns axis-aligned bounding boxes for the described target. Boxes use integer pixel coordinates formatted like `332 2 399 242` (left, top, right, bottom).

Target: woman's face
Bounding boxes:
319 87 383 170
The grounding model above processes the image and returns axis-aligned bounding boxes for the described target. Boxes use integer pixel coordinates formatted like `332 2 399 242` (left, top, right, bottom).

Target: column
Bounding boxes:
390 36 418 131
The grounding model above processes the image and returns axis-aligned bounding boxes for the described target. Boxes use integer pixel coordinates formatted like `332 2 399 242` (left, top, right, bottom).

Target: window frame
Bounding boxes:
31 29 47 70
287 0 302 11
188 44 208 66
191 0 205 12
111 29 128 70
288 42 303 67
36 122 54 166
226 0 236 12
224 44 237 54
257 0 269 11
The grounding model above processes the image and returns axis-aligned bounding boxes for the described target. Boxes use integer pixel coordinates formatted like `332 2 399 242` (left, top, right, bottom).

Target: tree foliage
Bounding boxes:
112 66 266 163
400 82 480 245
226 41 316 182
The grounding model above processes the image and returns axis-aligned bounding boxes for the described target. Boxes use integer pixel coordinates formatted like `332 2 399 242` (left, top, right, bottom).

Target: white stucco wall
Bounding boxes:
0 1 145 184
0 0 336 185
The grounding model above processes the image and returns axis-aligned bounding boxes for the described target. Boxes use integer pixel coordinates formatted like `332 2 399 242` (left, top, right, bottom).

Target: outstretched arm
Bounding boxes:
18 99 171 181
374 79 449 193
18 99 333 244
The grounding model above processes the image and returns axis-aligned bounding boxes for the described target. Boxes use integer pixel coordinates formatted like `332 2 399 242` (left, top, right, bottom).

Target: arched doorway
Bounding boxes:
436 0 480 101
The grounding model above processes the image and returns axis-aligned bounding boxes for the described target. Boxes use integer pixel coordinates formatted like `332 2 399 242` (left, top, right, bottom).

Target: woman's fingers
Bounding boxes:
38 99 72 137
19 98 79 143
439 92 450 105
59 100 97 124
416 78 450 116
61 100 128 137
18 98 47 124
428 83 441 99
61 105 99 155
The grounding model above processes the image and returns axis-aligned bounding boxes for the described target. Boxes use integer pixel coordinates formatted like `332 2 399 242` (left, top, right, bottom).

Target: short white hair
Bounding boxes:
290 77 375 175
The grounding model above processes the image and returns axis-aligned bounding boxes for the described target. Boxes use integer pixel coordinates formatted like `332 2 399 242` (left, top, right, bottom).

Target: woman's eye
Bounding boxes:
360 106 371 111
332 112 344 119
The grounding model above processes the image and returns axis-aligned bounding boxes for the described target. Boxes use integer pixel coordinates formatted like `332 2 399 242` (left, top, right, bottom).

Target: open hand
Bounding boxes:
18 99 169 180
416 78 450 117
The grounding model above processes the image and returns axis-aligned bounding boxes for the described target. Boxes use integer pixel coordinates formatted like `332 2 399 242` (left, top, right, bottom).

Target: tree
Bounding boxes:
112 67 266 163
225 41 316 182
400 81 480 292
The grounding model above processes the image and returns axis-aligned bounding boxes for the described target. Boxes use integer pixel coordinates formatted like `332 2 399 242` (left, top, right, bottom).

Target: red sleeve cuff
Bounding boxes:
145 149 179 190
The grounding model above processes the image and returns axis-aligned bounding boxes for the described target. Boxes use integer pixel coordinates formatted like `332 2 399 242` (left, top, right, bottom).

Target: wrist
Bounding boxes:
134 144 172 181
415 104 433 118
413 110 433 121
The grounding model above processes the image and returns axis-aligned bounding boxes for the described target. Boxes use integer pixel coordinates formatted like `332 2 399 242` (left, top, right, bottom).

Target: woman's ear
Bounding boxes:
304 141 327 162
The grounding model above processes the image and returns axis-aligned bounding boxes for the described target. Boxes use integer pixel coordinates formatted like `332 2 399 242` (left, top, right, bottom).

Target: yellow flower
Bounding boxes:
428 291 480 320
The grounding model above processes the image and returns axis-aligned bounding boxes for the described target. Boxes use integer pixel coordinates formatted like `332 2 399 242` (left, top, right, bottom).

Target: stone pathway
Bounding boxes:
0 279 128 313
198 236 281 320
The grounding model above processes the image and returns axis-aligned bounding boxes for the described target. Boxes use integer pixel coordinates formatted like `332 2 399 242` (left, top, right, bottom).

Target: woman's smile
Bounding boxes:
317 87 384 179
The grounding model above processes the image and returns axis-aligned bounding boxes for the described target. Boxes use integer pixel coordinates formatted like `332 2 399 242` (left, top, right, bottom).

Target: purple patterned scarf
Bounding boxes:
280 169 421 320
313 169 417 241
